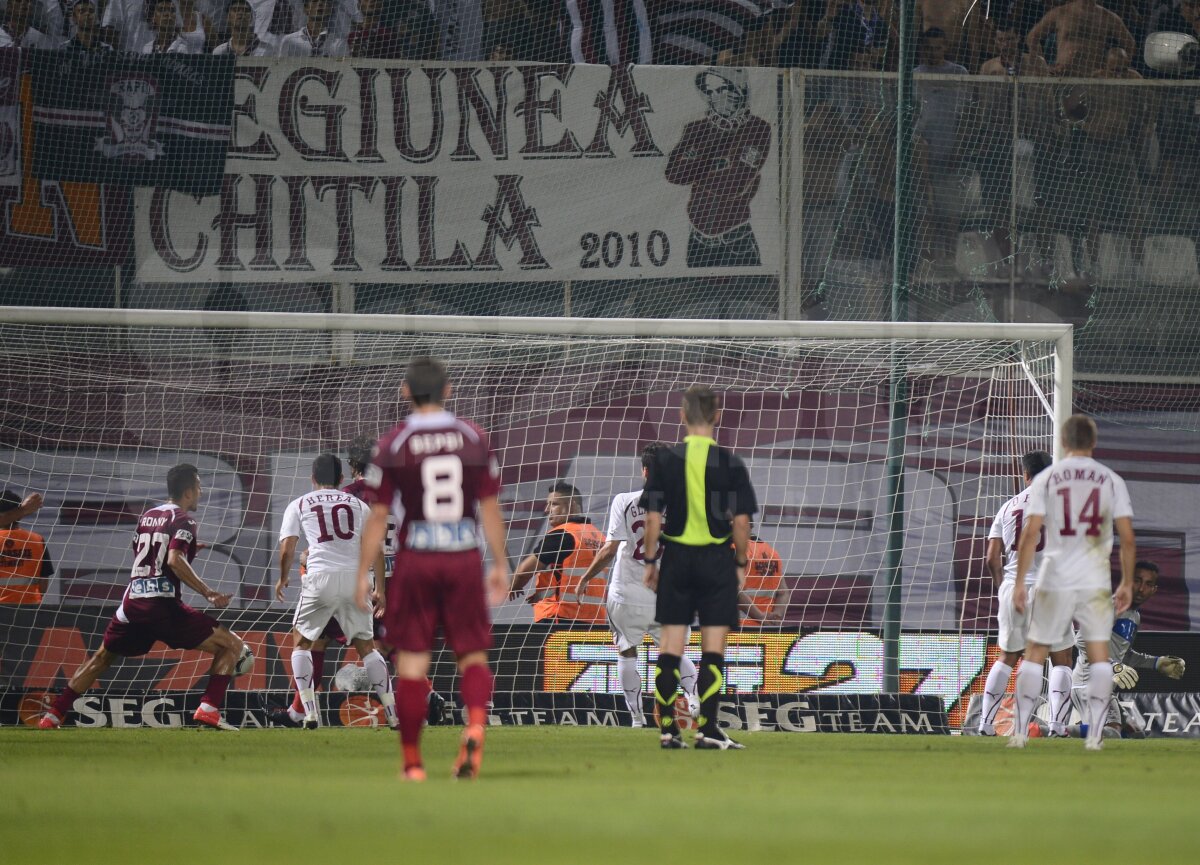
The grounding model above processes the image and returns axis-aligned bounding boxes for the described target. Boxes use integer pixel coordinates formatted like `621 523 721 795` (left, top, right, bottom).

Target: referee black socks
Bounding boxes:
654 653 682 736
697 652 724 736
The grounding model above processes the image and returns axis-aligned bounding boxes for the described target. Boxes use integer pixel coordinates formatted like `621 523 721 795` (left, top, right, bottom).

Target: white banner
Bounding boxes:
134 61 781 283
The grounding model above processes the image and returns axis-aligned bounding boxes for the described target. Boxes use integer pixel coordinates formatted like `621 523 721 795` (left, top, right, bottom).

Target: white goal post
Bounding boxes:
0 307 1070 727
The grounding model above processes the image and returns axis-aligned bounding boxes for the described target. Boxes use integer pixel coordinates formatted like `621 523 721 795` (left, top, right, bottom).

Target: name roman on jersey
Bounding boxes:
142 516 168 527
410 432 464 455
1048 467 1109 486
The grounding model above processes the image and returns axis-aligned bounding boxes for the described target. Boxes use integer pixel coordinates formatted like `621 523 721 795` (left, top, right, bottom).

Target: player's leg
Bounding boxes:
609 601 649 726
394 650 434 780
439 551 496 780
678 632 699 719
1010 642 1048 747
1077 588 1117 750
290 578 339 728
351 635 397 729
1047 645 1075 737
40 647 120 727
979 650 1021 736
192 625 245 730
290 635 330 719
692 547 743 750
452 651 492 780
289 630 322 727
979 582 1023 735
654 624 688 746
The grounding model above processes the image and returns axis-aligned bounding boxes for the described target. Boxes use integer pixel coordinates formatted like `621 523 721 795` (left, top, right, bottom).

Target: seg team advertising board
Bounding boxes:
133 62 781 283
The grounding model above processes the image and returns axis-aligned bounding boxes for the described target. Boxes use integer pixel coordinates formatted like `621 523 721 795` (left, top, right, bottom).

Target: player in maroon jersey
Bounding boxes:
354 357 509 781
39 464 246 730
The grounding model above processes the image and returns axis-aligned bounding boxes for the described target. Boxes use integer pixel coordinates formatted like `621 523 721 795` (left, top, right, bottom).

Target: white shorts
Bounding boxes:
293 570 372 642
607 600 692 652
1028 586 1113 647
996 582 1074 652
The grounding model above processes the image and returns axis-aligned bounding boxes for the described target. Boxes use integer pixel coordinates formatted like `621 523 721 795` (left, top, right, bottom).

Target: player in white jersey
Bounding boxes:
1010 415 1136 750
576 443 699 727
976 450 1077 736
276 453 395 729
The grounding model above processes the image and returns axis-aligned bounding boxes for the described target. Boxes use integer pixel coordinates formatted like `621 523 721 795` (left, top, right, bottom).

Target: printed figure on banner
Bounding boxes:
98 76 164 161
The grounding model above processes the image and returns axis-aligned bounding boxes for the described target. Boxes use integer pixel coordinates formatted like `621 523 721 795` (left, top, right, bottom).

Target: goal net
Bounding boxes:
0 309 1068 729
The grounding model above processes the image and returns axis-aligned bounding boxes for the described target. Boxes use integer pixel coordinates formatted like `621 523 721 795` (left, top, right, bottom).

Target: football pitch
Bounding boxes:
3 727 1198 864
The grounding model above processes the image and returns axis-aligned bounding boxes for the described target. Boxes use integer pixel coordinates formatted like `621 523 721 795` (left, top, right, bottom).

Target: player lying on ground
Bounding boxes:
975 450 1075 737
355 356 509 781
1069 560 1187 738
576 442 701 727
641 385 758 751
277 453 394 730
40 464 247 731
1010 415 1135 751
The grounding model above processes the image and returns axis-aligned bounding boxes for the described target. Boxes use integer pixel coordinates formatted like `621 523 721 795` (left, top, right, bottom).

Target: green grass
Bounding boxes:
3 727 1199 864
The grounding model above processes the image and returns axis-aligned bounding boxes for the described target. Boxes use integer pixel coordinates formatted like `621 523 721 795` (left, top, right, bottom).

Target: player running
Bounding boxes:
576 443 700 728
1010 415 1135 751
276 453 394 730
39 464 246 731
354 357 509 781
975 450 1075 737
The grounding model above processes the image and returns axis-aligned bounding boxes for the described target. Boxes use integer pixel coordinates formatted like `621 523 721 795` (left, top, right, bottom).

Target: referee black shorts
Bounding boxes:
655 540 738 628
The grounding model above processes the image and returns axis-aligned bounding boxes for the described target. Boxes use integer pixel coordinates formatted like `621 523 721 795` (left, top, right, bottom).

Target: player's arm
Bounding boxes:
478 495 510 606
1012 513 1043 613
731 514 751 591
575 539 619 601
355 503 390 612
0 492 44 529
986 538 1004 586
509 553 541 599
1113 516 1136 614
168 549 230 608
276 535 298 602
642 510 662 591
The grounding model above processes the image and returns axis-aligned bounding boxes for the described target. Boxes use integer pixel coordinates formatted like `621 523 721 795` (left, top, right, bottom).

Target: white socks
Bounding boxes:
362 650 397 727
617 655 644 722
1087 661 1114 742
291 649 318 717
1048 665 1073 735
978 661 1012 733
1013 661 1044 737
678 655 698 699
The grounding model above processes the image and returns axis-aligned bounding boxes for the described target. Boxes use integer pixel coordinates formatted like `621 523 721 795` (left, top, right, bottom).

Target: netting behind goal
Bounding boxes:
0 314 1063 728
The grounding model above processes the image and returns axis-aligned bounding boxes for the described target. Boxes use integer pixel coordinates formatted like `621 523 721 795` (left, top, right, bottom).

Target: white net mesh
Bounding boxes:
0 314 1061 727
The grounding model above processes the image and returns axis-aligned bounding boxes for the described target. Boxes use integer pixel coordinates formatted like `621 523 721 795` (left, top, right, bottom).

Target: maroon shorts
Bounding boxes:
384 550 491 656
103 600 220 657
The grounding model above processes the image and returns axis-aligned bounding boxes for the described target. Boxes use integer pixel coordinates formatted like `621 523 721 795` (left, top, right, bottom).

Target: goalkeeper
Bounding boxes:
1070 560 1186 738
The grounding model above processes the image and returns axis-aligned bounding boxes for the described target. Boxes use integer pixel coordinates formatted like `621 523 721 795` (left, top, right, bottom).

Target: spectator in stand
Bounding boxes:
1150 1 1200 225
1148 0 1200 41
773 1 826 69
101 0 205 52
483 0 548 62
1027 0 1136 75
976 28 1049 256
350 0 438 58
817 0 891 72
134 0 200 50
63 0 114 50
0 491 55 606
914 27 969 273
916 0 989 70
278 0 347 55
213 0 276 53
0 0 55 46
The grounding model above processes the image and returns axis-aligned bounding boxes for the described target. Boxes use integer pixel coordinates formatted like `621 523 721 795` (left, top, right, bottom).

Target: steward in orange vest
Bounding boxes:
0 491 54 604
737 535 785 627
509 482 606 623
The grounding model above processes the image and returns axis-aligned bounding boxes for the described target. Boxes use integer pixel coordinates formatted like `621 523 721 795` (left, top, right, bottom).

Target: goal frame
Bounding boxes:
0 306 1074 458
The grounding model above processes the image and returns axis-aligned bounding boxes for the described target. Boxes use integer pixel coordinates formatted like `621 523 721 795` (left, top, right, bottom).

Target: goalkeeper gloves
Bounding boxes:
1156 656 1187 679
1112 663 1139 690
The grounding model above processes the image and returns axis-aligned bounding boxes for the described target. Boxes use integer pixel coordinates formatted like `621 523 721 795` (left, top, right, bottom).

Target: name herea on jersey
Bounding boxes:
409 432 464 455
1049 468 1109 485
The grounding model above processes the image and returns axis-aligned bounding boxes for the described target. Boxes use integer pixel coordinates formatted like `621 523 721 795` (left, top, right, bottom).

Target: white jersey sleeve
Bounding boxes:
280 499 302 541
991 489 1043 585
1112 473 1133 521
987 510 1004 541
606 493 631 544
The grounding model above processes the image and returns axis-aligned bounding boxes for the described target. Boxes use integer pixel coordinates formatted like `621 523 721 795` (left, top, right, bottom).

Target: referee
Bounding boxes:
640 385 757 750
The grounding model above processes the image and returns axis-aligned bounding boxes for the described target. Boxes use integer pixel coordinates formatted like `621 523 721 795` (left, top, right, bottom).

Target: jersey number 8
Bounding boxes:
422 455 464 520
